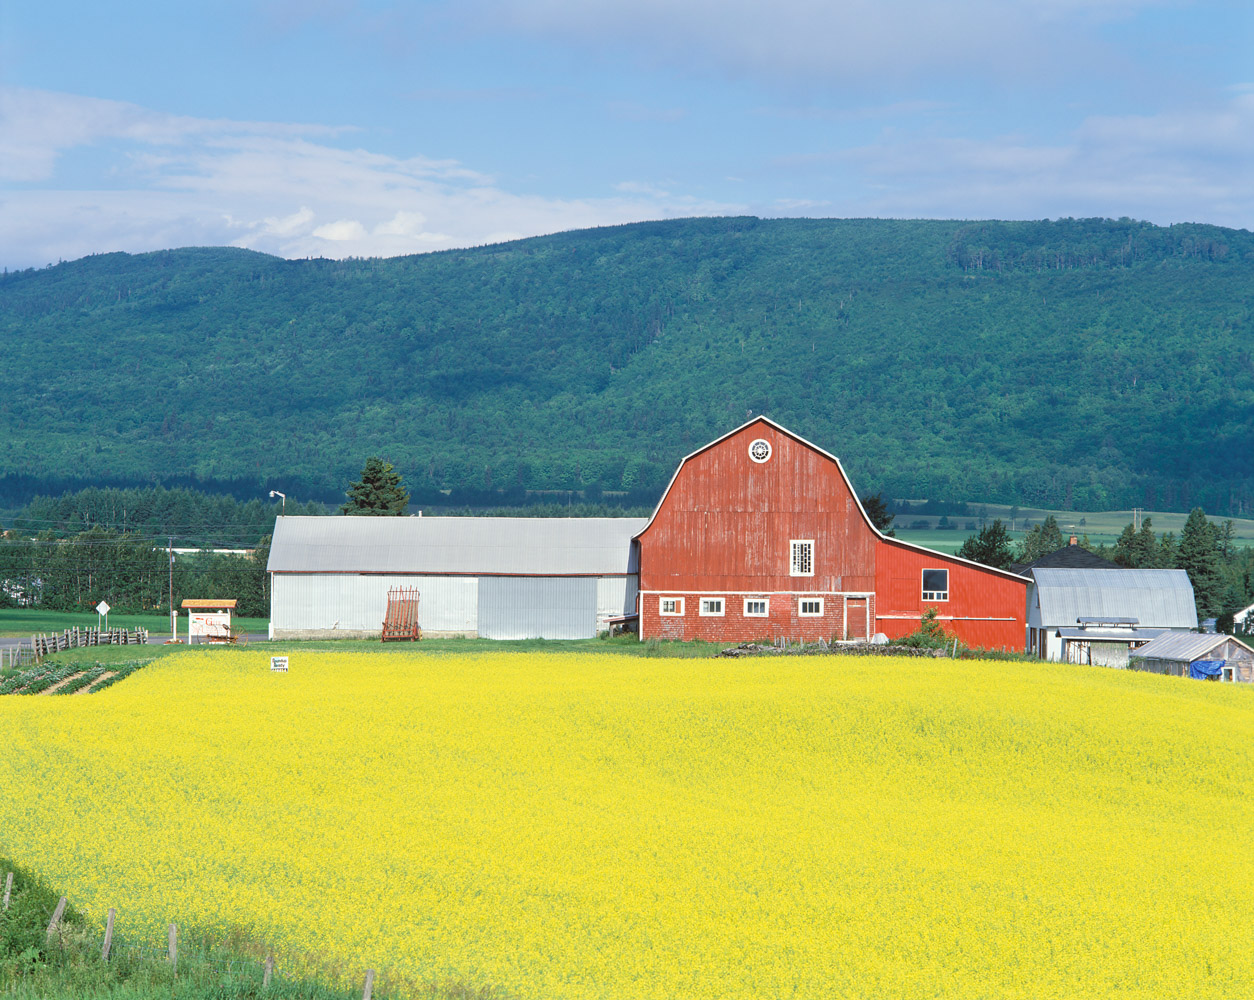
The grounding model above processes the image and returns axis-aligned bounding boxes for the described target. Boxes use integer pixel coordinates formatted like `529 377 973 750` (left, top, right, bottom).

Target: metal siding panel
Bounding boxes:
596 576 637 624
478 577 597 639
271 574 477 633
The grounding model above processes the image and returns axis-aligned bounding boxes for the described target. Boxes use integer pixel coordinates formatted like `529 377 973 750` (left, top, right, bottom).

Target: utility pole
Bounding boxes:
168 536 175 641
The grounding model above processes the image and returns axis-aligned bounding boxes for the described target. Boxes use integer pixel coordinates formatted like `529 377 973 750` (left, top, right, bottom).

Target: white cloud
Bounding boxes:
0 87 348 183
0 87 743 269
312 219 369 241
814 93 1254 226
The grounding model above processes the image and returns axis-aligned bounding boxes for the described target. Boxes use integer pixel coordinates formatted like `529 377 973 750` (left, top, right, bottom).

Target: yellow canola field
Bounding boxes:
2 649 1253 999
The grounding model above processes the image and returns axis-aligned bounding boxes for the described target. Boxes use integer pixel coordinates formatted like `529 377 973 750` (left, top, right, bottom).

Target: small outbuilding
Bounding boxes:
1129 632 1254 682
182 598 237 644
1024 567 1198 663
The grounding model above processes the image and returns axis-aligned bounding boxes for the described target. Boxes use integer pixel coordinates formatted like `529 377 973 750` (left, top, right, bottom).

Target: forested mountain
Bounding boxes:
2 217 1252 513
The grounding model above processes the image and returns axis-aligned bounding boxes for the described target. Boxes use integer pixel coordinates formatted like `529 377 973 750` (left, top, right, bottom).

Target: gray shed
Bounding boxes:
1128 632 1254 682
1025 568 1198 663
268 515 647 640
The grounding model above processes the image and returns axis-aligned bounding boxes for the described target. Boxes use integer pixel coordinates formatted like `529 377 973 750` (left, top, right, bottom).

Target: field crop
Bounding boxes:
1 649 1252 999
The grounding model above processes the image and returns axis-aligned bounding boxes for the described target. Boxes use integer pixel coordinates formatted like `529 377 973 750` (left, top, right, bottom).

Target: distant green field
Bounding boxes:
0 609 269 639
894 506 1254 556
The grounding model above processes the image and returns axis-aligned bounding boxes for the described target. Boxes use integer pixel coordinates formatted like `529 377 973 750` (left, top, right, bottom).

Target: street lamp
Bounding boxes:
269 490 286 514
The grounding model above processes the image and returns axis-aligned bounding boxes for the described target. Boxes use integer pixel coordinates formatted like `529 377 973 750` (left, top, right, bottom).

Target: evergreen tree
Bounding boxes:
1114 517 1161 567
861 493 896 536
1017 514 1065 563
956 519 1015 570
1177 508 1222 616
341 458 410 516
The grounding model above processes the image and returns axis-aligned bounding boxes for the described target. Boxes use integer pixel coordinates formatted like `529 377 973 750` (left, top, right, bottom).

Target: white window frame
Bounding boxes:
799 597 824 617
659 597 685 616
790 539 815 577
743 598 769 617
921 568 950 602
699 597 726 617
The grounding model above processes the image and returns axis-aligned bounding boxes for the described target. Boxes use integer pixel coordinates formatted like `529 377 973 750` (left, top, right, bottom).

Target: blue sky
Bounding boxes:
1 0 1250 269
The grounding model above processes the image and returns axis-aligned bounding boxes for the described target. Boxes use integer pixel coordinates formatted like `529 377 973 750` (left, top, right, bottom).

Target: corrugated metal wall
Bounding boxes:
272 574 478 633
478 577 597 639
596 576 637 626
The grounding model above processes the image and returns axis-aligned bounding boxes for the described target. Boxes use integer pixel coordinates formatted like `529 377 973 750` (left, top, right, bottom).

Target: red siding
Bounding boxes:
637 422 877 597
637 418 1027 650
874 540 1026 650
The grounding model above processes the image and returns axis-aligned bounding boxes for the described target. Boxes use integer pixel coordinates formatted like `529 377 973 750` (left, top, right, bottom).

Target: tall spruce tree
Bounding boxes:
1177 508 1222 616
1017 514 1065 563
861 493 896 536
341 457 410 516
956 519 1015 570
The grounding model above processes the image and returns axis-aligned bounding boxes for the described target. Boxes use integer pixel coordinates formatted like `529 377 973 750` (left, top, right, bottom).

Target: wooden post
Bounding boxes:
2 872 12 911
46 896 68 941
168 923 177 972
102 908 116 961
362 968 375 1000
264 955 273 988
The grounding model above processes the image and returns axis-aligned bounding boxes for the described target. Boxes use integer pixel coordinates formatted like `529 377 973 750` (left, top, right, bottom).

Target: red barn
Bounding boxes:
635 417 1027 649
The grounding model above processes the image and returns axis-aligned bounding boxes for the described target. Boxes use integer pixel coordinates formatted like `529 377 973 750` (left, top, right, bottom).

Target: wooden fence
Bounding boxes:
7 626 150 664
5 873 379 998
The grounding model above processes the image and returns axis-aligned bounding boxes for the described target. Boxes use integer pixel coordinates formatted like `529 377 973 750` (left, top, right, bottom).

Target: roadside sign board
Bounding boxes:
270 656 289 673
96 601 110 615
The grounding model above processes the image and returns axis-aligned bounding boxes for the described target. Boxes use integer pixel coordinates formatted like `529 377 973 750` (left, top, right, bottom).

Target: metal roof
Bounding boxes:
1055 627 1167 643
1128 631 1254 663
267 515 647 575
1030 568 1197 629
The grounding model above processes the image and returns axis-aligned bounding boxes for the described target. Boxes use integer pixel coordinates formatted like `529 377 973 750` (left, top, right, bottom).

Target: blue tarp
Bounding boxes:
1190 659 1225 680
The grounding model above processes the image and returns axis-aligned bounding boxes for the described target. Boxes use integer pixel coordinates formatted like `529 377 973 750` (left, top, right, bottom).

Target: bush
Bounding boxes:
891 608 954 650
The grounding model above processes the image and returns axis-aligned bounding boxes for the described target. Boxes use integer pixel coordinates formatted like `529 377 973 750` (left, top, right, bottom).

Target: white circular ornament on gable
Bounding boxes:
748 438 772 463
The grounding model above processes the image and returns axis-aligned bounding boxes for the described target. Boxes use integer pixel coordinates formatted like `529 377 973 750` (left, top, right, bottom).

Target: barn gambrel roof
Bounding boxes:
634 415 1027 584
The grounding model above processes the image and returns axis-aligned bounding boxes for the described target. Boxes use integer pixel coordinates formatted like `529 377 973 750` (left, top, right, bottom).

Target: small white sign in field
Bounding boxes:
96 601 111 615
270 656 289 673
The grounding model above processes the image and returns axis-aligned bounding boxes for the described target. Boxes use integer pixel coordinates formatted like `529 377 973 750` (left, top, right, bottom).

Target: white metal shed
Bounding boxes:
267 515 646 639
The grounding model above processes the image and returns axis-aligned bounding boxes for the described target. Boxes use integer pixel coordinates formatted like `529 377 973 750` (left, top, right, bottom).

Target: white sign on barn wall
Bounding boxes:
188 612 231 642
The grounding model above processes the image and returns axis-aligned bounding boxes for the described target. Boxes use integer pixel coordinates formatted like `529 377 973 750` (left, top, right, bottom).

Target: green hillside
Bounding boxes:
2 217 1252 512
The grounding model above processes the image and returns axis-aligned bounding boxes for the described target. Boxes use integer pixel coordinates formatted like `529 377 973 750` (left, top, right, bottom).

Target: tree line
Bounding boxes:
957 511 1254 626
0 531 271 618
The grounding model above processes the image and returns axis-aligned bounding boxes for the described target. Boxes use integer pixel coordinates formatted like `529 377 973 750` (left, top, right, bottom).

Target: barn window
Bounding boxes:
748 438 772 463
659 597 685 616
744 598 769 617
922 569 949 602
799 598 824 617
790 540 814 577
699 598 725 616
